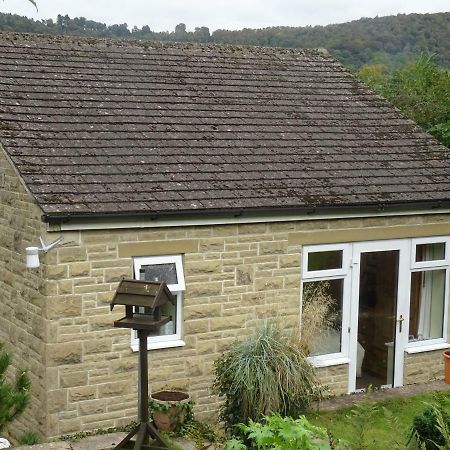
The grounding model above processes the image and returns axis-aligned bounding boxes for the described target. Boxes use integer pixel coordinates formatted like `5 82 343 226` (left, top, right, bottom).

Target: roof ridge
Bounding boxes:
0 30 331 58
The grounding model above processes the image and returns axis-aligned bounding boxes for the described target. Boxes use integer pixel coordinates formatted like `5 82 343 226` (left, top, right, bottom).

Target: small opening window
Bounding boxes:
307 250 343 271
132 255 185 350
416 243 446 262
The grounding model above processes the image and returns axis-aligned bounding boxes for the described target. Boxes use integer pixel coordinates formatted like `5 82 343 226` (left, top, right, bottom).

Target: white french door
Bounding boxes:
348 240 410 392
303 236 450 393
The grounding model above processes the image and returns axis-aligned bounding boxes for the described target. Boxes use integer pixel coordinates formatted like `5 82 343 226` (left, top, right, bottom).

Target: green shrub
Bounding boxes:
410 400 450 450
0 343 31 432
223 414 346 450
213 320 321 431
19 431 40 446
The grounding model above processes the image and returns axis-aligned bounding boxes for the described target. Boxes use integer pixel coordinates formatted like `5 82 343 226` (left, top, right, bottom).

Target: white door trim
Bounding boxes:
348 239 410 392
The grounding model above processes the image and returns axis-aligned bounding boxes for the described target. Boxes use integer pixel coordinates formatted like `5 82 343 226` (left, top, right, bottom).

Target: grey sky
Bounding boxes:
1 0 449 32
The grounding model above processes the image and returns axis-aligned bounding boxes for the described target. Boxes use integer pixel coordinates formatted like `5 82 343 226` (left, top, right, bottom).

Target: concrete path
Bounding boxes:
13 433 206 450
314 379 450 411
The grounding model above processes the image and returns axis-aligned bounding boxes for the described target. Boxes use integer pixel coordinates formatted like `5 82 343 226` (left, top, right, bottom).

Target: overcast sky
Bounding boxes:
1 0 449 32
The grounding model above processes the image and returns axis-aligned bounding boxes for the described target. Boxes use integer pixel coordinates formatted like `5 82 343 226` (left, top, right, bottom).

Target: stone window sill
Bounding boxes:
404 342 450 354
131 339 186 352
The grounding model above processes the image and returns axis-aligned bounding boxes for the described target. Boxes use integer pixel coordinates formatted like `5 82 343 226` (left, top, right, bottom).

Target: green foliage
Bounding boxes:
429 121 450 148
223 414 346 450
149 397 194 434
213 320 321 432
410 398 450 450
381 55 450 130
0 343 31 432
18 431 40 445
359 55 450 147
0 12 449 70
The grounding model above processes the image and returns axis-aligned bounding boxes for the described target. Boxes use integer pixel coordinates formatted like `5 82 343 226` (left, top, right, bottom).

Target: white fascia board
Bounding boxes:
56 208 450 232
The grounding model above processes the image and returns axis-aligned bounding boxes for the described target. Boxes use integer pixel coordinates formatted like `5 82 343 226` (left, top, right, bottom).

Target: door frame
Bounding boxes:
348 239 410 392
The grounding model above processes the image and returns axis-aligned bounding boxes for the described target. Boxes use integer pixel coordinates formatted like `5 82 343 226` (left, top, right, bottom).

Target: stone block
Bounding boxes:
236 265 254 285
46 296 82 319
85 338 112 354
104 267 129 283
98 381 129 397
60 371 88 388
184 319 210 334
69 386 97 402
259 241 287 255
58 247 87 263
255 277 284 291
47 342 82 366
186 282 222 297
186 259 221 275
210 315 246 331
69 262 91 277
199 238 225 252
184 304 221 320
47 389 68 414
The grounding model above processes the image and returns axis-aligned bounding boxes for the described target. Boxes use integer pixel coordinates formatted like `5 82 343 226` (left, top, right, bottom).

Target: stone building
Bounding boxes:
1 32 450 440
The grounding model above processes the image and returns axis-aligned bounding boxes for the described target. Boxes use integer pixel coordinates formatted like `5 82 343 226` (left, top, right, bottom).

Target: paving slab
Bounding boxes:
69 432 128 450
14 443 71 450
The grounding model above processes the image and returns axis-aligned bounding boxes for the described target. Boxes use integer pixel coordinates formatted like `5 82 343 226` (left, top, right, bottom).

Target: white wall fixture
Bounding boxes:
0 437 11 449
25 236 63 269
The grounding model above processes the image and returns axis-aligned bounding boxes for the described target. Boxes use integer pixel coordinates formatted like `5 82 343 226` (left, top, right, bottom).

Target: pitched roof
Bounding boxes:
0 32 449 220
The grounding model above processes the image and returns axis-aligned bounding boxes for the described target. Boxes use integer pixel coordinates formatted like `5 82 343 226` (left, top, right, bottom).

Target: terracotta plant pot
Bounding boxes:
150 390 190 431
443 350 450 384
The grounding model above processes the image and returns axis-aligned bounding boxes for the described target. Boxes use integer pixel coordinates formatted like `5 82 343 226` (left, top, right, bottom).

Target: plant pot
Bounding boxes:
443 350 450 384
150 390 190 431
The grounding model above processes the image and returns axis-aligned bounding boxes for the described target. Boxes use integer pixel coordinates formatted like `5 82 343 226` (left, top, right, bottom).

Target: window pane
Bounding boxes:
302 279 343 356
139 263 178 285
409 269 446 342
307 250 343 271
148 300 177 338
416 243 446 262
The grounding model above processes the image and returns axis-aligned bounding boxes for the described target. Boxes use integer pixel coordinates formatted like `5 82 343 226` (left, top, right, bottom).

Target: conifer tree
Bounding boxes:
0 343 30 433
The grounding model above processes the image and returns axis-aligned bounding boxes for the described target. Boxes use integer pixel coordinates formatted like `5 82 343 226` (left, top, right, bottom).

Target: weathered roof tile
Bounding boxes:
1 32 450 218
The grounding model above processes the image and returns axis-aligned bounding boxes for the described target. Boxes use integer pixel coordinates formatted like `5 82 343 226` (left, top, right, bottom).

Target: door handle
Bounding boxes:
397 315 404 333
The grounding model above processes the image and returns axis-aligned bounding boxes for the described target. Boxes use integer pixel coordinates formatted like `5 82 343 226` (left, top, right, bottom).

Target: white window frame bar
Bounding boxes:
410 236 449 270
302 243 351 279
302 243 352 366
131 255 185 351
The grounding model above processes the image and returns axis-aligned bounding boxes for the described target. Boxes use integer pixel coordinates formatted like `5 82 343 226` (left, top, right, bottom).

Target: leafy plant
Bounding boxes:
213 320 321 432
345 402 380 450
409 398 450 450
0 343 31 432
19 431 40 445
149 395 194 434
223 414 347 450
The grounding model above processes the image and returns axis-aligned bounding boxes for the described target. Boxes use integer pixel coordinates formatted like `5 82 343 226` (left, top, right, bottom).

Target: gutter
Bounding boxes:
42 199 450 226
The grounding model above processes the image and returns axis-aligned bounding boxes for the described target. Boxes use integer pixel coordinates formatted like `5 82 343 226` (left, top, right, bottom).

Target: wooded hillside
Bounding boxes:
0 11 448 69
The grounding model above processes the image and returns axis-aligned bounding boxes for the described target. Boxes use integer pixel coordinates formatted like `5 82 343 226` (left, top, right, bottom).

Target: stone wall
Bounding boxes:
404 350 445 384
42 213 450 438
0 146 48 441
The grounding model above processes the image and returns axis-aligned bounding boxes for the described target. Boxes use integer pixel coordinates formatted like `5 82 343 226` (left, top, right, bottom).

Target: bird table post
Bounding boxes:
109 279 176 450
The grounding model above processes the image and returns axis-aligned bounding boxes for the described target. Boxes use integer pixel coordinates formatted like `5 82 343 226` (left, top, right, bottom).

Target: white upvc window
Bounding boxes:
301 243 351 366
406 237 450 350
131 255 185 351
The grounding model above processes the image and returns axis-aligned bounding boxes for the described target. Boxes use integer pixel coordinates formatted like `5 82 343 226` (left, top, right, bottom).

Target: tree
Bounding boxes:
359 55 450 147
0 343 31 432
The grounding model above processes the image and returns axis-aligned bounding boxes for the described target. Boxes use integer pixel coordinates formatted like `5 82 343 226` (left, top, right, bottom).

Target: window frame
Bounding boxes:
406 237 450 350
301 243 352 366
131 254 185 351
302 243 350 279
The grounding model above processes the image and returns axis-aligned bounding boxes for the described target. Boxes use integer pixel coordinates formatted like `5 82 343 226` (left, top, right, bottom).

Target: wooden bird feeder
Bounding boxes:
110 278 175 450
